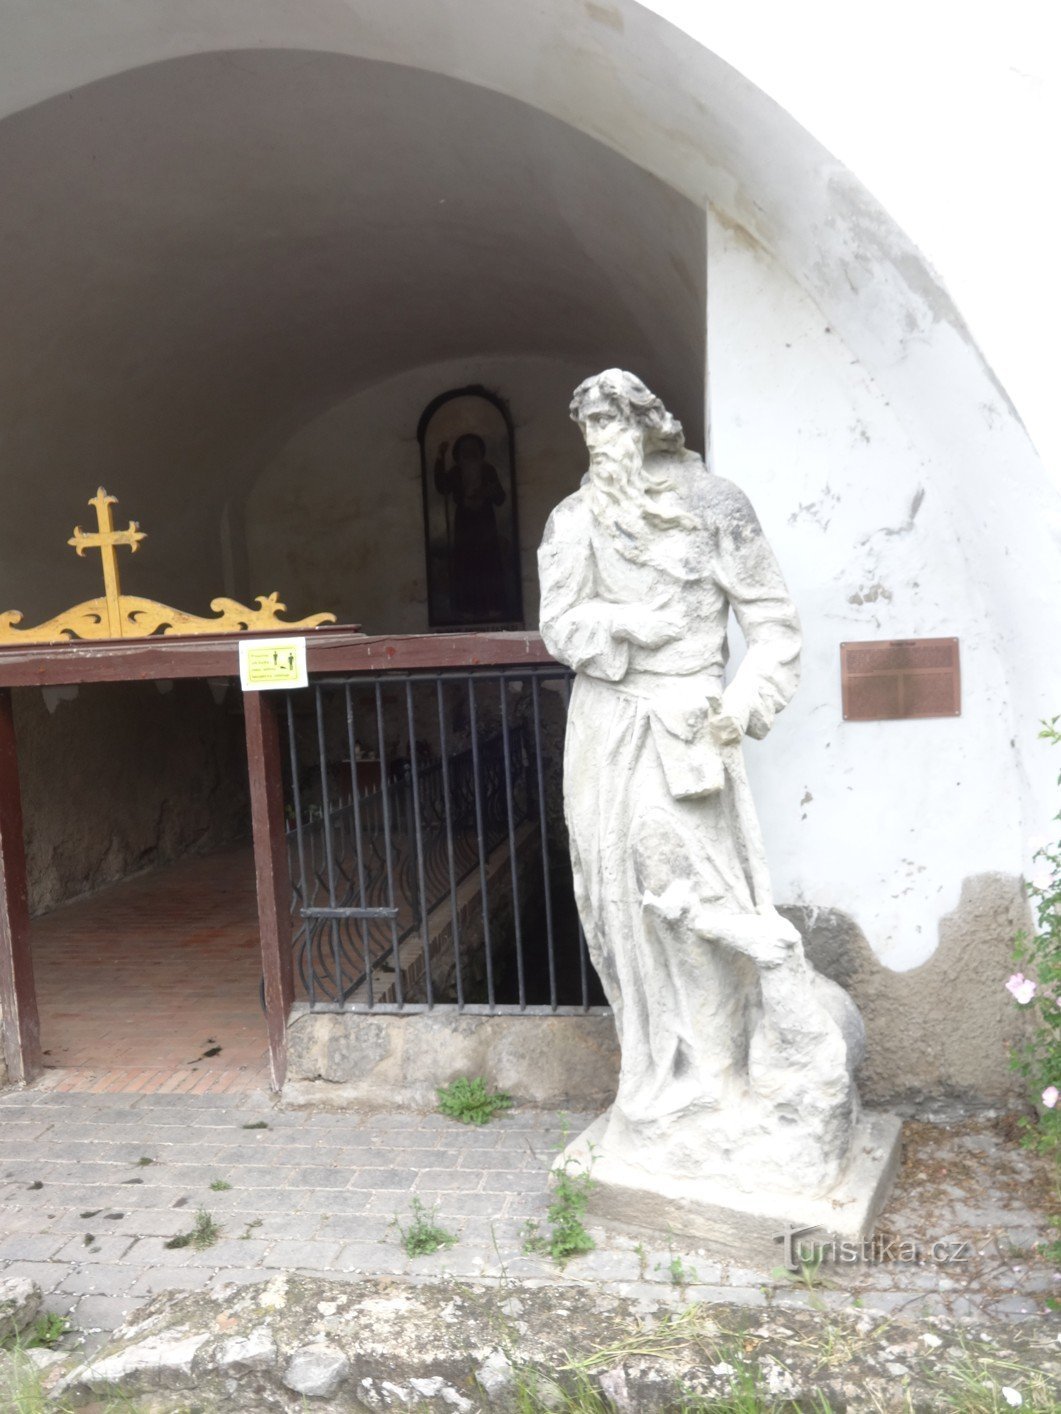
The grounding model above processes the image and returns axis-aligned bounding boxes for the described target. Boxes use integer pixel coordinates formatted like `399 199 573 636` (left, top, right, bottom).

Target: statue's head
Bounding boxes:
569 370 685 460
570 370 696 535
452 433 486 466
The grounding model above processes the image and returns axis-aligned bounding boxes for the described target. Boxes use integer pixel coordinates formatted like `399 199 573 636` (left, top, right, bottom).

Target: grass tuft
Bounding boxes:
164 1206 221 1250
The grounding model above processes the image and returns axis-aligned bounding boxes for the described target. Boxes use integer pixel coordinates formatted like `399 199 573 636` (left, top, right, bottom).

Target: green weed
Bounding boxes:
395 1197 458 1257
0 1312 69 1356
436 1076 513 1126
522 1159 595 1265
771 1246 827 1309
666 1254 698 1288
24 1313 68 1349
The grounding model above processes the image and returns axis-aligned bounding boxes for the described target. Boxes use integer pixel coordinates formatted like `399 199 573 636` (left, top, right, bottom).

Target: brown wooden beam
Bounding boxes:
0 688 41 1085
243 689 294 1092
308 630 555 674
0 629 555 688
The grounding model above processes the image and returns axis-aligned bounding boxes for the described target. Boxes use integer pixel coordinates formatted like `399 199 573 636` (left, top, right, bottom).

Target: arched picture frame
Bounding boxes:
418 386 523 629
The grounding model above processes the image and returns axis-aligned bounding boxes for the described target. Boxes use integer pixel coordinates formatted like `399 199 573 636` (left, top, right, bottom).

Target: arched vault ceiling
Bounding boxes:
0 50 705 611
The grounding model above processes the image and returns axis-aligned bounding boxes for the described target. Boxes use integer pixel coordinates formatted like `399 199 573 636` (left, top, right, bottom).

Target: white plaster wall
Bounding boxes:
708 220 1021 969
650 0 1061 479
244 357 594 633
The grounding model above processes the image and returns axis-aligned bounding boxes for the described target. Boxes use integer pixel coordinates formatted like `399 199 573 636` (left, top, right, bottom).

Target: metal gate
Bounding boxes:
281 664 604 1015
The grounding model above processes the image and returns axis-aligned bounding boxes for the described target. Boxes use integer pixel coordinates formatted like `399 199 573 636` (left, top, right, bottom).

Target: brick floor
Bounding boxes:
0 1091 1054 1359
30 845 269 1091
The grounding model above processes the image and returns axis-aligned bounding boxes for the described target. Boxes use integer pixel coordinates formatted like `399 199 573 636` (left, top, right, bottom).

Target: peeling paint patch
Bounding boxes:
858 487 925 545
786 484 840 531
847 582 894 606
708 205 767 255
782 874 1032 1107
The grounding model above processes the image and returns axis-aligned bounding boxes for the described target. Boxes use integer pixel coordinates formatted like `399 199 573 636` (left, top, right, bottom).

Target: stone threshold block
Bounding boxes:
556 1109 902 1266
285 1005 619 1110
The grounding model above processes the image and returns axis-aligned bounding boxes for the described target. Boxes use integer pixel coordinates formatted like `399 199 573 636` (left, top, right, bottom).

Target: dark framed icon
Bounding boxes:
418 386 523 628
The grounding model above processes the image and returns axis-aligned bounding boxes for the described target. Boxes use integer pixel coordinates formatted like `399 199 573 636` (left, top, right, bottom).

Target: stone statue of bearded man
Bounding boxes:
538 370 897 1242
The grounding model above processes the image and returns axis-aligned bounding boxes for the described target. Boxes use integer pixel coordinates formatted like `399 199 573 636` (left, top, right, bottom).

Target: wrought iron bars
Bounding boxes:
282 665 601 1015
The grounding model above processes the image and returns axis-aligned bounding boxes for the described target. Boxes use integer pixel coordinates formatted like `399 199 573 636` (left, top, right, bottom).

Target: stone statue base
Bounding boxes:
555 1109 902 1265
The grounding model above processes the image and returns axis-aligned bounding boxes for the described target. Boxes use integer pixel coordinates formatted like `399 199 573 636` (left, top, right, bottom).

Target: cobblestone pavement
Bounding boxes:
0 1089 1055 1356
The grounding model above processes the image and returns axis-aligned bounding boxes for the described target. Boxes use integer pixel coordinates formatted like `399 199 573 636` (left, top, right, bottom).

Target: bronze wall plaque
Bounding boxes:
841 638 960 721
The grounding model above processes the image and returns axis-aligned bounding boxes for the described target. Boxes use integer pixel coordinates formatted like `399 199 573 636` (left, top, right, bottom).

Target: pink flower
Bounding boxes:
1006 973 1037 1005
1043 1087 1059 1110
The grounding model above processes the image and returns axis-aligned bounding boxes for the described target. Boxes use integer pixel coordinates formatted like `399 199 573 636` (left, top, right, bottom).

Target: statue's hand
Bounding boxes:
709 712 744 747
696 908 801 969
647 885 802 971
707 687 751 747
612 606 682 649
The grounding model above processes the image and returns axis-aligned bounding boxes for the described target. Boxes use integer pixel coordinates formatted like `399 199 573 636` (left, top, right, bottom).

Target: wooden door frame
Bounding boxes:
0 629 552 1090
243 689 294 1089
0 688 41 1085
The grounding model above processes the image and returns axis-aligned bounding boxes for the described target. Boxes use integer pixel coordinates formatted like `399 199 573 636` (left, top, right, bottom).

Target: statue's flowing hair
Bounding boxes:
570 370 686 454
571 370 697 536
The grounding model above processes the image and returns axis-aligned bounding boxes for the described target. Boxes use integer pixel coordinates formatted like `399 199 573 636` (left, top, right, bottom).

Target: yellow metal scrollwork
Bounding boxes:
0 489 337 645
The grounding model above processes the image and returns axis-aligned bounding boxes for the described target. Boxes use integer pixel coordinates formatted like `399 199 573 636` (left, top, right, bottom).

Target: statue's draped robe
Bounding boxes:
538 458 802 1160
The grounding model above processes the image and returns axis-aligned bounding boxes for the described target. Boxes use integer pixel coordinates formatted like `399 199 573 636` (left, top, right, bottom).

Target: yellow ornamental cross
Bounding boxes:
0 487 338 645
67 489 147 639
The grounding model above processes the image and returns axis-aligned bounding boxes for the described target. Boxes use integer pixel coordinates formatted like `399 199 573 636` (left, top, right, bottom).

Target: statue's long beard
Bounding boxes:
587 434 696 542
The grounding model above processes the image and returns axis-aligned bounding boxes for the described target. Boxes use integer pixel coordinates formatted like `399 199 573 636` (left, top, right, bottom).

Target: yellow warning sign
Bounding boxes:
238 637 309 691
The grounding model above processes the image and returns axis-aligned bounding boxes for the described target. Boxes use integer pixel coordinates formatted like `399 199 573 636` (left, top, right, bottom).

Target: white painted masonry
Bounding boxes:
708 222 1022 968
